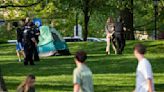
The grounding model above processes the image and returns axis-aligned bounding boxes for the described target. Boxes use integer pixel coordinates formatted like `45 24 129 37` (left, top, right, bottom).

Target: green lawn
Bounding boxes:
0 41 164 92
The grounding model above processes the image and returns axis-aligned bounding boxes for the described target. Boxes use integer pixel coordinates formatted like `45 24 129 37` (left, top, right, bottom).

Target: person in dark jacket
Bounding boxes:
31 23 40 61
23 20 37 65
114 17 126 54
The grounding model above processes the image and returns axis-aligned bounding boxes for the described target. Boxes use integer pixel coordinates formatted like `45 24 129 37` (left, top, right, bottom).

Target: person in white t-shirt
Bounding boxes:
133 44 155 92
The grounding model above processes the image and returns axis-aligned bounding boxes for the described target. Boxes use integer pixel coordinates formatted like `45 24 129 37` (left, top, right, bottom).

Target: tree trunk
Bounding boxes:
83 0 90 41
83 13 90 41
120 0 135 40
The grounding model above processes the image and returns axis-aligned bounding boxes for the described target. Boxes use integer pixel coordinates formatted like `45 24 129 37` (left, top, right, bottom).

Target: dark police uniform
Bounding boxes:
114 22 125 54
23 26 35 65
33 26 40 61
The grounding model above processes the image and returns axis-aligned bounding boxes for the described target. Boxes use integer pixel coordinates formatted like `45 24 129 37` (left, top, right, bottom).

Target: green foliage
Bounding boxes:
0 0 163 38
0 41 164 92
0 25 16 42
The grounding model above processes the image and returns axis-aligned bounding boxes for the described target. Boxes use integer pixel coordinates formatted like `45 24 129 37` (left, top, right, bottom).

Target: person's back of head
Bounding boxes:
75 51 87 63
134 44 146 55
27 74 35 80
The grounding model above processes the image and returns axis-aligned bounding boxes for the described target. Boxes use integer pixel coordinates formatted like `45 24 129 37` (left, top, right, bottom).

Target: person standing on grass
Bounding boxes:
32 23 40 61
13 21 25 62
73 51 94 92
133 44 155 92
17 74 36 92
114 17 126 54
105 17 117 55
23 19 37 66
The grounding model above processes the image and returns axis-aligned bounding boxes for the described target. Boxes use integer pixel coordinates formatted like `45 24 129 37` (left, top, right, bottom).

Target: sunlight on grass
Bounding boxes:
0 41 164 92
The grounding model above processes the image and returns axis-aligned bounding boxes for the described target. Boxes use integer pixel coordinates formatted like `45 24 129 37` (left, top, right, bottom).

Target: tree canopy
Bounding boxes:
0 0 163 40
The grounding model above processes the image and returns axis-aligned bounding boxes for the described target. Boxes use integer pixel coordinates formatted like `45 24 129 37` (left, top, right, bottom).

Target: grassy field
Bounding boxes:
0 40 164 92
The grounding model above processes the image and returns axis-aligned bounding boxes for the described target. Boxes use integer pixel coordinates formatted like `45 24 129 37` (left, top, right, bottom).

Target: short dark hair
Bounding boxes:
134 44 146 54
12 22 18 27
21 19 26 22
28 74 35 80
75 51 87 63
29 22 34 27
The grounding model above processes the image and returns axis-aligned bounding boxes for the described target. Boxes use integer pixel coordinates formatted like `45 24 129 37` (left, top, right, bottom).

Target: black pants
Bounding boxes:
33 46 40 61
114 33 125 54
24 44 34 65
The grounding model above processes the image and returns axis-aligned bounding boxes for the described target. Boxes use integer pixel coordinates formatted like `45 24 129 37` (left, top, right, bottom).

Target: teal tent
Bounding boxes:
38 26 70 57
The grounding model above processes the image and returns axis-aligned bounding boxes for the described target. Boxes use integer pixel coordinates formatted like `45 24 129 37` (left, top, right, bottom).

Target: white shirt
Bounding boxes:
136 58 155 92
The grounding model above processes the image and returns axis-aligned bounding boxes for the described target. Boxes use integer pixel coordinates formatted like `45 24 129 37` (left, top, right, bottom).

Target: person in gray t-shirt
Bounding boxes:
73 51 94 92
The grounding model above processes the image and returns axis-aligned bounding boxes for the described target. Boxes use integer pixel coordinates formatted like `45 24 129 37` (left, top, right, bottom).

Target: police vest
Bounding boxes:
23 26 33 45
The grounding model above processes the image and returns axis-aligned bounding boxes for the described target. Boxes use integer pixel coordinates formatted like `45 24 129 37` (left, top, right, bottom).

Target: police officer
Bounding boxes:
114 17 126 54
23 21 37 65
32 23 40 61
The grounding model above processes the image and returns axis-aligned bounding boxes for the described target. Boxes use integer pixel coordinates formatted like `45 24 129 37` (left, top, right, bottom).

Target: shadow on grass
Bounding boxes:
5 82 72 92
124 41 164 54
1 54 164 76
5 82 132 92
5 82 164 92
94 85 134 92
155 84 164 91
95 83 164 92
0 53 15 56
